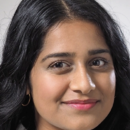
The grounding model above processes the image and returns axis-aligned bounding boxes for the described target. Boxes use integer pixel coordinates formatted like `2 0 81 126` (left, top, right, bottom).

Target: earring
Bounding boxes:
22 94 31 106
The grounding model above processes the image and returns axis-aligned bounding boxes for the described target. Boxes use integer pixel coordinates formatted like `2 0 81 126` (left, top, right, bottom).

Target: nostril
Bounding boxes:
73 90 83 94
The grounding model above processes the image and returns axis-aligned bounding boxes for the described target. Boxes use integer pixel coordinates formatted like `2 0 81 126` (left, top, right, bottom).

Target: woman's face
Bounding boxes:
30 20 116 130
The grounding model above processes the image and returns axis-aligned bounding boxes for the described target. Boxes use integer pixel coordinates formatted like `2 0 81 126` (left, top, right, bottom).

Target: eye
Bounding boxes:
49 61 70 69
90 58 108 67
92 59 105 66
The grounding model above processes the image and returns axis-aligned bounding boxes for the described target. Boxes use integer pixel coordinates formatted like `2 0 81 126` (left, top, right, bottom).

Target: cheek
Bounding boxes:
92 70 116 120
30 68 69 104
94 70 116 116
95 70 116 97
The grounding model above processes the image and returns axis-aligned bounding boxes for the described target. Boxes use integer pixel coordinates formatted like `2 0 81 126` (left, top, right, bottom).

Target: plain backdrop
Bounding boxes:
0 0 130 63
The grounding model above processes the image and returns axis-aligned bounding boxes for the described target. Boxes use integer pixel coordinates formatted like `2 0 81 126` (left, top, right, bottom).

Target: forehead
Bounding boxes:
42 20 109 54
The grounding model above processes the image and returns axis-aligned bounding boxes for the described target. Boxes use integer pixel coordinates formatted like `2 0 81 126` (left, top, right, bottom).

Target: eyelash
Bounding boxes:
89 58 108 67
48 58 108 70
49 60 71 69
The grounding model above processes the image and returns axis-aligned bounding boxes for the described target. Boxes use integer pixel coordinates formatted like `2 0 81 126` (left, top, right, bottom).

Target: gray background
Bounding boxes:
0 0 130 63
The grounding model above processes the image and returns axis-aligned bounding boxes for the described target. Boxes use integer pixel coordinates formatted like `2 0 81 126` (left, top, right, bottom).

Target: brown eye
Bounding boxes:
92 60 105 66
53 62 64 68
49 61 70 69
90 58 108 67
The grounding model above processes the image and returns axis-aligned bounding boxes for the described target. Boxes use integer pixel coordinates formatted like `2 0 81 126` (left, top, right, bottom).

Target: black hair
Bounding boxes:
0 0 130 130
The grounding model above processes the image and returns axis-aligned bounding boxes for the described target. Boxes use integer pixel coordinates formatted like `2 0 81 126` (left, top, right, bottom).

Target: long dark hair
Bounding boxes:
0 0 130 130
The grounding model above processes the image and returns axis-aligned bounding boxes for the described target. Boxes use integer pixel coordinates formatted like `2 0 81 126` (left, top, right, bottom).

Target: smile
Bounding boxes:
62 99 100 110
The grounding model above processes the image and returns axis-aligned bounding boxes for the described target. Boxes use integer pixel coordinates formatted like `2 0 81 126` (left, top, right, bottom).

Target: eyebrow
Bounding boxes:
41 52 75 62
88 49 110 55
41 49 110 62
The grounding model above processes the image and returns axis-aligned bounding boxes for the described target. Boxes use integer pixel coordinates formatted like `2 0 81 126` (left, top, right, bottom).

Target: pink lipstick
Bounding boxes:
62 99 99 110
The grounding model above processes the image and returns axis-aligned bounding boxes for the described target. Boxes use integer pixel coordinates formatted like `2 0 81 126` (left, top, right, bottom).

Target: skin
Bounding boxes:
29 20 116 130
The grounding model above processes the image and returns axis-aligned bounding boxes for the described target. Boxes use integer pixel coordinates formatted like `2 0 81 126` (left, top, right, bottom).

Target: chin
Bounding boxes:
59 121 98 130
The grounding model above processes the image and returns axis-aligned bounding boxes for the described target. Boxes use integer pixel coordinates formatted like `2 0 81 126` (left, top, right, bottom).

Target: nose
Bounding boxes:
69 66 96 94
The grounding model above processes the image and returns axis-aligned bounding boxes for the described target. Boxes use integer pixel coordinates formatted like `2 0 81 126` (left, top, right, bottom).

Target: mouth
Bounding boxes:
61 99 100 110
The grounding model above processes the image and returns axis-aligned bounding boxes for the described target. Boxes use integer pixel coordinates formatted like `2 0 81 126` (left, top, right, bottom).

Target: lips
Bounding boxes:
62 99 99 110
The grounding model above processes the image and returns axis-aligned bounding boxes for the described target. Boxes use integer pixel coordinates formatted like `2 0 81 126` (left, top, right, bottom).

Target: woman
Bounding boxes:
0 0 130 130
